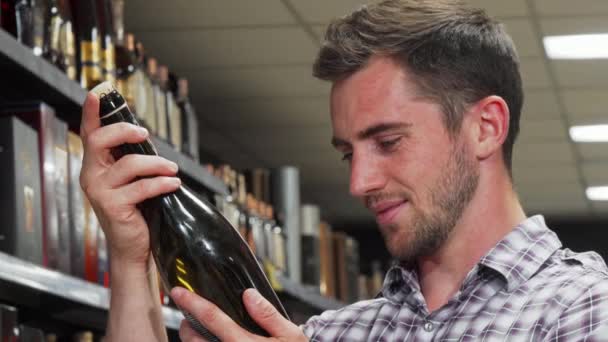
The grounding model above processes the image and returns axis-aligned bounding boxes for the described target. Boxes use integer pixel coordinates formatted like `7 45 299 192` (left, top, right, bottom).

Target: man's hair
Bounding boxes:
313 0 523 174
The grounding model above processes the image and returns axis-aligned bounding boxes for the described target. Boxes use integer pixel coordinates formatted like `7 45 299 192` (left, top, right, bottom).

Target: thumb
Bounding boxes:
243 288 296 338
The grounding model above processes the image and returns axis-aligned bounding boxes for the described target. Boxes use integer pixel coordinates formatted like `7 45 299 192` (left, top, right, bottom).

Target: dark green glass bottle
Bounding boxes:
91 82 289 341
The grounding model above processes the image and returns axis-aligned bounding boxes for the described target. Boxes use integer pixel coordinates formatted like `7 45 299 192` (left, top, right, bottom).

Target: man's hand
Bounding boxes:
80 92 179 341
171 287 309 342
79 92 181 269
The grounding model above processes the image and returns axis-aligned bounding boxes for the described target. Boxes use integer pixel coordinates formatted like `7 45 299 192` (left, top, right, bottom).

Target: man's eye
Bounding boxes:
379 137 402 150
341 152 353 162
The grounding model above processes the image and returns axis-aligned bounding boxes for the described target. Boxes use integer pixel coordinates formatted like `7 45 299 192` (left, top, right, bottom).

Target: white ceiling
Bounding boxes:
126 0 608 225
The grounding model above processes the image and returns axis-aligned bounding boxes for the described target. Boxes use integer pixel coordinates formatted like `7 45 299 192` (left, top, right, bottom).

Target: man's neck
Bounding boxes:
415 172 526 313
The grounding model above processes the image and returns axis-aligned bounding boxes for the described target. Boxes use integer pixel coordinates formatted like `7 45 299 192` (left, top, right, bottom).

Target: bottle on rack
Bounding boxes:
167 72 182 151
70 0 102 89
95 0 115 84
157 65 173 144
115 34 138 113
137 42 157 134
177 78 199 161
147 57 163 135
43 0 61 66
57 0 75 80
91 82 289 340
133 42 155 131
15 0 46 56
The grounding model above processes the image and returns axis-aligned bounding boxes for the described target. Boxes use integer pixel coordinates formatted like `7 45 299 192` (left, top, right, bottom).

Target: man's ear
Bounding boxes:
471 95 510 160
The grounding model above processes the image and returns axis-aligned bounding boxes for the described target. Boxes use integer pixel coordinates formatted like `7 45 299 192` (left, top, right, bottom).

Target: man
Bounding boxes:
80 0 608 341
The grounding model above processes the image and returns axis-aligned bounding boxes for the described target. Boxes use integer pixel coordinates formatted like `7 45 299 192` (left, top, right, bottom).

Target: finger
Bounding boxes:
84 122 148 158
179 320 208 342
116 176 181 205
171 287 249 341
106 154 178 188
80 92 100 140
243 288 296 338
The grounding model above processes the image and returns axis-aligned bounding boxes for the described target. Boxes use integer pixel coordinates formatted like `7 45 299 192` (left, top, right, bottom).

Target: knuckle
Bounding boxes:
199 305 220 326
259 302 277 321
86 131 101 150
135 179 150 195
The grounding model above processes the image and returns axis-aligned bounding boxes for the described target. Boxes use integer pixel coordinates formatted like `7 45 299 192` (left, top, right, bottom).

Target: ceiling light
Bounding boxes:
586 186 608 201
569 125 608 143
544 33 608 59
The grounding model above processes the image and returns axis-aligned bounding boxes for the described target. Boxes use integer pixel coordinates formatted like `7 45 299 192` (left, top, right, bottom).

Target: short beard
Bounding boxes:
389 142 479 262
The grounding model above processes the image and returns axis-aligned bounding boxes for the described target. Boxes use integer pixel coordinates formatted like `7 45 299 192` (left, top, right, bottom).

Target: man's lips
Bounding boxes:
369 200 407 225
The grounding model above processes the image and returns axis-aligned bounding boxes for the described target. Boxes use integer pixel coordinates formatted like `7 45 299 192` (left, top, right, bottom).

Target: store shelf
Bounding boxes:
152 136 228 196
276 275 345 312
0 251 183 330
0 30 227 196
0 29 86 128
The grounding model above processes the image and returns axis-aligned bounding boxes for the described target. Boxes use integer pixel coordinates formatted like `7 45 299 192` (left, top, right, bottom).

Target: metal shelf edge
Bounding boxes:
0 251 183 330
277 275 345 311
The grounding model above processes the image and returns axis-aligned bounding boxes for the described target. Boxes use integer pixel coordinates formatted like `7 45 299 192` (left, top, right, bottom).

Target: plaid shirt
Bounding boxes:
302 215 608 341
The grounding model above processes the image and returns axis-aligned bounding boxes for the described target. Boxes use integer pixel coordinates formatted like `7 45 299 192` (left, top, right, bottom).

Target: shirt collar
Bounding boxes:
380 215 562 299
478 215 562 292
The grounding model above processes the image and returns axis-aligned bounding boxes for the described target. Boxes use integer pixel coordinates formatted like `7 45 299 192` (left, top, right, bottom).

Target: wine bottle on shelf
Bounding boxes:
167 72 182 151
1 0 18 37
14 0 46 56
70 0 102 89
140 48 158 135
157 65 173 144
114 33 137 114
245 194 258 255
43 0 62 67
147 57 163 136
91 82 289 340
133 42 155 132
95 0 115 84
57 0 75 80
177 78 199 161
153 62 169 141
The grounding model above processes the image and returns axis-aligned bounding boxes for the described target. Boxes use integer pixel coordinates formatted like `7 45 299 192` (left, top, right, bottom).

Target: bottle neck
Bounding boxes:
99 91 157 157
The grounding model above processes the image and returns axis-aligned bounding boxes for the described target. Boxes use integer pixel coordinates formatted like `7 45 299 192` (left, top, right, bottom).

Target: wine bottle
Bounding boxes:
91 82 289 340
157 65 172 143
135 41 154 131
70 0 102 89
95 0 115 84
114 32 136 111
166 71 182 151
176 78 199 161
57 0 75 80
15 0 46 55
43 0 62 67
146 57 160 135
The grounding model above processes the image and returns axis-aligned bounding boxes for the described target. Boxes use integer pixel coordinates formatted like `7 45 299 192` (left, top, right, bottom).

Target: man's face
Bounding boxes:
330 56 479 261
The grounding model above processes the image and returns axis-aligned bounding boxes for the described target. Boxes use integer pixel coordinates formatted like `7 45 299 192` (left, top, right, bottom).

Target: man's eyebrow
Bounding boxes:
331 122 412 148
358 122 412 140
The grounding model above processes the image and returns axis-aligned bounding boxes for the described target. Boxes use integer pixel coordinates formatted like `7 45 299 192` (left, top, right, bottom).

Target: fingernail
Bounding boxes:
170 162 179 172
173 177 182 186
138 127 149 137
247 288 263 305
171 287 185 300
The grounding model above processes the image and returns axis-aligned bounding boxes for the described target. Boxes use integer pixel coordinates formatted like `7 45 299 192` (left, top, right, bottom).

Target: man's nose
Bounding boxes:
349 152 386 198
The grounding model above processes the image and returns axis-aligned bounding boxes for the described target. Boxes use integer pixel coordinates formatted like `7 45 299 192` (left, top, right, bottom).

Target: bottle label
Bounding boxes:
49 16 62 55
80 40 101 64
101 43 116 83
80 40 103 89
60 22 77 80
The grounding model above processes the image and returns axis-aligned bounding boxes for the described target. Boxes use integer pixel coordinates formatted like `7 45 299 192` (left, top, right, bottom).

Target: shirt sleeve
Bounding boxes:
544 278 608 341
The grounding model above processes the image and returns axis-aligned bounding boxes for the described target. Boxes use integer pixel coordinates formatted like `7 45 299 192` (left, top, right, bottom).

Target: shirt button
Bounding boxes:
424 321 434 332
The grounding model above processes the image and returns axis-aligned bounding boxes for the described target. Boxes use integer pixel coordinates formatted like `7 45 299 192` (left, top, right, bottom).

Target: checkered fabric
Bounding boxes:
302 216 608 341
